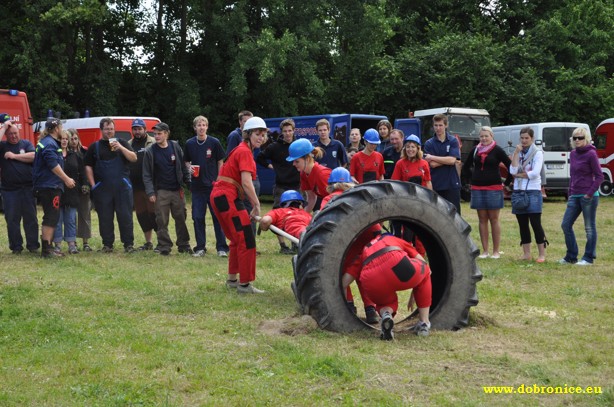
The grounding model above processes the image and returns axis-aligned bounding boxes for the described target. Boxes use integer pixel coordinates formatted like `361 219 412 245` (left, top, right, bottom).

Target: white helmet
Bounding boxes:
243 116 268 132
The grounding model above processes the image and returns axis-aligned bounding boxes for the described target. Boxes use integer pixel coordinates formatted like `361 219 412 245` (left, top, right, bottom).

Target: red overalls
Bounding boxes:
211 142 257 283
359 234 432 314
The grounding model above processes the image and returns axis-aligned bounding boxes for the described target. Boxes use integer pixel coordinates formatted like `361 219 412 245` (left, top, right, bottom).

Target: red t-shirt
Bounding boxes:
219 142 256 183
264 207 312 238
350 151 385 183
321 190 343 208
391 158 431 187
300 162 332 199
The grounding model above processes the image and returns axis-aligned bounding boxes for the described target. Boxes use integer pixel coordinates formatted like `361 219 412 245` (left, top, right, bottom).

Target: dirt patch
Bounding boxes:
258 315 318 336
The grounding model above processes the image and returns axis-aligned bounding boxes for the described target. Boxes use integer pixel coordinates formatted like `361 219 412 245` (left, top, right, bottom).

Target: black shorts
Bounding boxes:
36 188 62 227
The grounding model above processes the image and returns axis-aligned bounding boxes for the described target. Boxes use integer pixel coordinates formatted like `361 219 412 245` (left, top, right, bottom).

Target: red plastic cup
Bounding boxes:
192 165 200 177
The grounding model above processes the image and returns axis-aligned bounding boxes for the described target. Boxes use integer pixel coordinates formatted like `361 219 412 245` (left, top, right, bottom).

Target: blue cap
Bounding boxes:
132 118 146 128
328 167 352 183
286 138 315 161
364 128 381 145
280 190 305 207
404 134 421 146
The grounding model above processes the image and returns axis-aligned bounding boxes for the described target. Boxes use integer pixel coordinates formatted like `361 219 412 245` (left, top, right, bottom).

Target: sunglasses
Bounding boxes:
572 136 585 141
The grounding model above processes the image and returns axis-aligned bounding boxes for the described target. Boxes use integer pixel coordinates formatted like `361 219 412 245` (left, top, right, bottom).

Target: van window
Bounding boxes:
542 127 573 152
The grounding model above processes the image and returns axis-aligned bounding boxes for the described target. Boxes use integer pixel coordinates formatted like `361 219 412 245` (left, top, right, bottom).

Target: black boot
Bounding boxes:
41 237 63 258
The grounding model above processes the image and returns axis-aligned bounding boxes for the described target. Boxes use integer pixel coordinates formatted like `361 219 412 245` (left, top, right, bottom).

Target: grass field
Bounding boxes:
0 195 612 406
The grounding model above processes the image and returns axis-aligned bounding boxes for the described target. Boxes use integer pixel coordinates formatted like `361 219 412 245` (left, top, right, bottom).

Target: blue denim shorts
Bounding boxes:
470 189 504 210
511 190 543 215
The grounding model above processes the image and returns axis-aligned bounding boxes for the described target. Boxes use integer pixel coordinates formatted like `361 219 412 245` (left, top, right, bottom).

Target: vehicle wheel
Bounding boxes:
599 179 612 196
292 180 482 332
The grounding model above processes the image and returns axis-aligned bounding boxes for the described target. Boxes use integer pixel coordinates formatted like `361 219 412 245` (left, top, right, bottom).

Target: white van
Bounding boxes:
492 122 591 192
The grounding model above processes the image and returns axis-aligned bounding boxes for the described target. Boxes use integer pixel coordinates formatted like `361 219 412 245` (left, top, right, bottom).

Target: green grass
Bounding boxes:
0 196 613 406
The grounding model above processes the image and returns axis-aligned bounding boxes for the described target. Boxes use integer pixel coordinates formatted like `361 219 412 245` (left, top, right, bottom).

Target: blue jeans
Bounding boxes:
561 195 598 263
191 188 229 252
2 188 39 251
54 206 78 243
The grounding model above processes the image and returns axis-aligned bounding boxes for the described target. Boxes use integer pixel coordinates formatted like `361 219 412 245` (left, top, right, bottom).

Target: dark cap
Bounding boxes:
0 113 10 124
132 118 146 128
152 122 169 131
45 118 62 130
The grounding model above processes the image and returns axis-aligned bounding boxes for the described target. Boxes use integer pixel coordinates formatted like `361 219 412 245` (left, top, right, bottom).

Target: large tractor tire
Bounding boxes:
292 180 482 333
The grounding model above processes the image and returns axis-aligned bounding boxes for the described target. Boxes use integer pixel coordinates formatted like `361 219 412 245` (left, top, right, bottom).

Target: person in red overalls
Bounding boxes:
259 190 312 241
286 138 331 213
357 233 432 340
211 117 267 294
349 128 385 184
321 167 381 324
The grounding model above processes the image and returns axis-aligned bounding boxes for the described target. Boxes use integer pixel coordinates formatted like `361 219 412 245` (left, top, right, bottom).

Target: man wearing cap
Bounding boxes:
84 117 137 253
184 115 228 257
0 120 40 254
143 122 192 256
32 118 76 257
128 118 157 251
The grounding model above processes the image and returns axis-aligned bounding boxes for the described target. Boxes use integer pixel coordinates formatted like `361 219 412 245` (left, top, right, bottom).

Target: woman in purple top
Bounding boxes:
559 127 604 266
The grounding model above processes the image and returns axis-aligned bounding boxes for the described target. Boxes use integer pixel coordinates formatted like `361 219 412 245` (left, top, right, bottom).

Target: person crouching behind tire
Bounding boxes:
286 138 330 213
211 117 266 294
323 168 381 325
356 233 432 340
259 190 312 253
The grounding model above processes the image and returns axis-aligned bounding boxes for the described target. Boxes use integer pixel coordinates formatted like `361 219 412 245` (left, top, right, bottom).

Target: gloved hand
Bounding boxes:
81 185 90 195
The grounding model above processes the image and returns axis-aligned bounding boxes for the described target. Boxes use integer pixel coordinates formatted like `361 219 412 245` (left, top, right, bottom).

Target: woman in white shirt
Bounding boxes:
509 127 547 262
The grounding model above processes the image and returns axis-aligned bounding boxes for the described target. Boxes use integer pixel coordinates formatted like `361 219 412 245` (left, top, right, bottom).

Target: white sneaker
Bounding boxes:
478 252 490 259
192 249 206 257
217 250 228 257
237 283 265 294
558 258 573 265
576 259 593 266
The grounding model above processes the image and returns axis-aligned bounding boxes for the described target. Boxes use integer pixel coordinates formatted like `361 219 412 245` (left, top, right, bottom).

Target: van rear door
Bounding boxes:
541 125 575 190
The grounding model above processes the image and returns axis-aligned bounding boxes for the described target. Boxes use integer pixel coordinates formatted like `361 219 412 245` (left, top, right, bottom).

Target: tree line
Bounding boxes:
1 0 612 143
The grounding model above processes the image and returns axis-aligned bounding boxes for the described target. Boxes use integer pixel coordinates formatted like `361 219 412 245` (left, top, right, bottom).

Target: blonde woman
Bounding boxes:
559 127 603 266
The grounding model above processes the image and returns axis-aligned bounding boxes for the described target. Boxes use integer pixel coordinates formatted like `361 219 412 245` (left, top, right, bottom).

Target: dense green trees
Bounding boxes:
1 0 612 141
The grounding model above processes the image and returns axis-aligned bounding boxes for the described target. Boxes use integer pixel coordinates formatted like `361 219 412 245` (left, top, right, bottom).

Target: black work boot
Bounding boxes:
41 237 64 258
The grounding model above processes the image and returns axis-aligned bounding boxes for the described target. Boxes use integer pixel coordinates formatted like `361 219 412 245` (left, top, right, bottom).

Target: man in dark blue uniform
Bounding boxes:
32 118 76 257
84 117 137 253
313 118 348 169
423 114 462 214
0 120 39 254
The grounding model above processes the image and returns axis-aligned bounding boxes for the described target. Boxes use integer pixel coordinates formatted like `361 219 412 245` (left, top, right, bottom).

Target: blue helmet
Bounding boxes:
364 128 381 145
328 167 352 183
404 134 421 146
280 190 305 207
132 118 146 128
286 138 314 161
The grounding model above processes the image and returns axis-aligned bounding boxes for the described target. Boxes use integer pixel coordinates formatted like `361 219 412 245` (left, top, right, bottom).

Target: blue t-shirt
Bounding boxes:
152 144 180 191
314 138 348 169
184 135 225 191
0 139 35 190
423 133 461 191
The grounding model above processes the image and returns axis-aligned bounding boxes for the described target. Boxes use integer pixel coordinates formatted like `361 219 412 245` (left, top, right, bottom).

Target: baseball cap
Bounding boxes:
0 113 10 124
152 122 169 131
45 118 62 130
132 118 146 128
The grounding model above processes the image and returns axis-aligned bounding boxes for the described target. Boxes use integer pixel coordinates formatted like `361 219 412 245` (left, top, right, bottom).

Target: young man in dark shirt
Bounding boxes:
143 122 192 256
